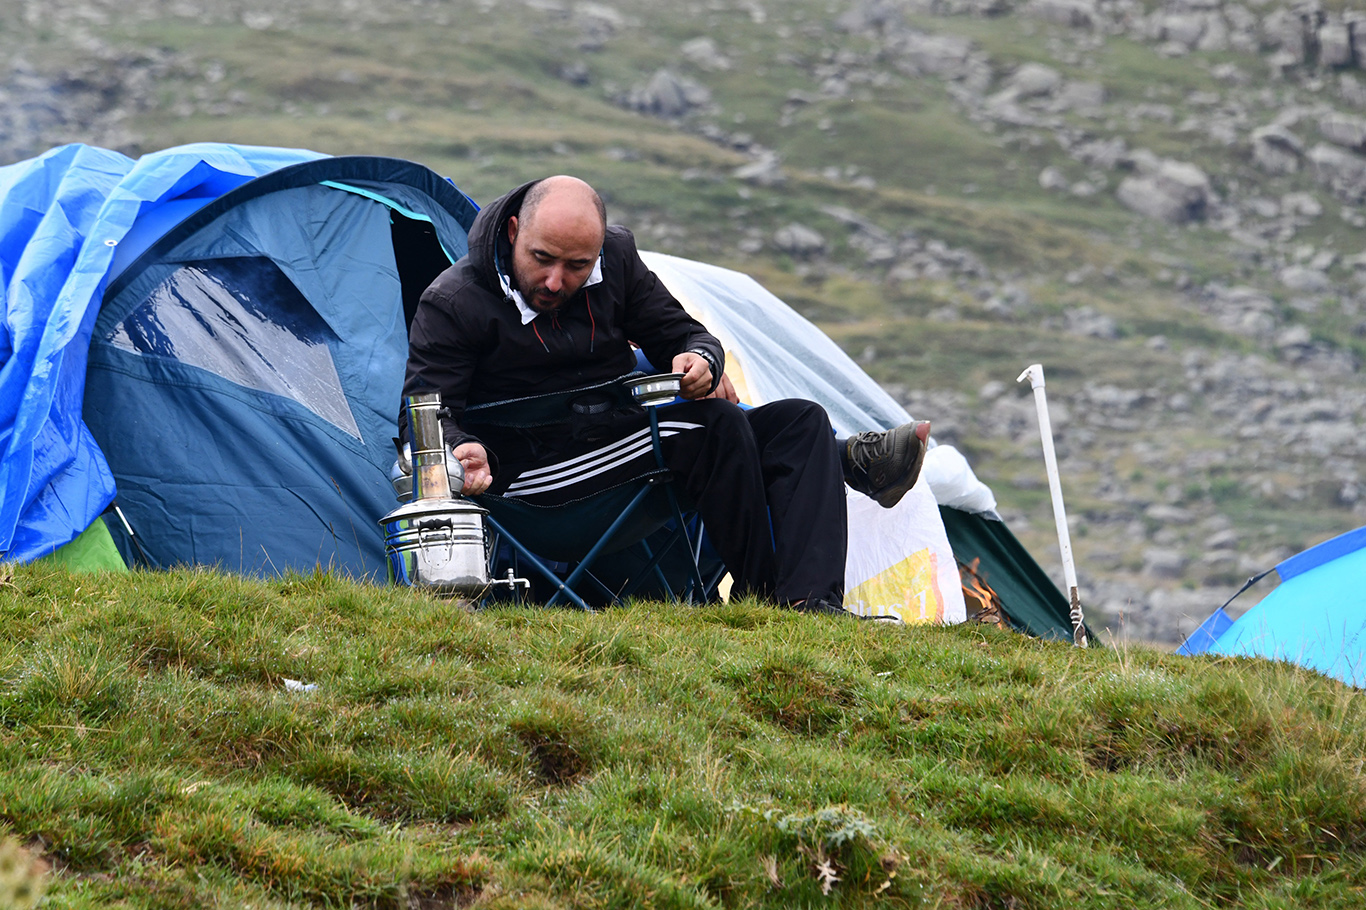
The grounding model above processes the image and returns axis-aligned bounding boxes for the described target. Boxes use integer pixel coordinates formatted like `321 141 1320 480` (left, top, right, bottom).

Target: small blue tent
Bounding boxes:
1178 526 1366 688
1 143 477 576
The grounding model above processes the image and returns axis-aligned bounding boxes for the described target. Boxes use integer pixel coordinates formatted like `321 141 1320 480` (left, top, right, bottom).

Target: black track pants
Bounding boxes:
491 398 848 605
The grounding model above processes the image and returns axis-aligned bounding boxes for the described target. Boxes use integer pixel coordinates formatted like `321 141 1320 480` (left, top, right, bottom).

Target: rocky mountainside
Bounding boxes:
2 0 1363 642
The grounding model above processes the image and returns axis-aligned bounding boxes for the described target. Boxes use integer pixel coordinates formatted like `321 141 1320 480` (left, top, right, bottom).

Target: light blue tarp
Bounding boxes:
1 143 327 561
1182 526 1366 688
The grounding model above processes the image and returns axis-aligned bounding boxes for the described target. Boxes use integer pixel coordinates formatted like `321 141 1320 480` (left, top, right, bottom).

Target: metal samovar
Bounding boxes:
378 392 493 597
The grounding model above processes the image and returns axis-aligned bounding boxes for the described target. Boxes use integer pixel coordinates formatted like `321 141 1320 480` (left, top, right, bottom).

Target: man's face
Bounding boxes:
507 204 602 314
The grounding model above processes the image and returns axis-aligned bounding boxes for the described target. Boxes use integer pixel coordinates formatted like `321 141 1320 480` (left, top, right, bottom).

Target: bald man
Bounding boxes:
402 176 923 611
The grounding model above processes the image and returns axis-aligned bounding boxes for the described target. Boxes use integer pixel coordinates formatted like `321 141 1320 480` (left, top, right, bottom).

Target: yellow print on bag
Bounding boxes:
844 548 944 624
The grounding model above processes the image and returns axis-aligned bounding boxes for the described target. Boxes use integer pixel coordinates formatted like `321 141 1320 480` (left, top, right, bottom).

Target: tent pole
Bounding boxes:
1017 364 1088 648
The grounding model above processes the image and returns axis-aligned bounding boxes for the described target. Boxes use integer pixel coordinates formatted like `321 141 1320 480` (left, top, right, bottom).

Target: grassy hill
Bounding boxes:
3 0 1365 639
4 562 1366 908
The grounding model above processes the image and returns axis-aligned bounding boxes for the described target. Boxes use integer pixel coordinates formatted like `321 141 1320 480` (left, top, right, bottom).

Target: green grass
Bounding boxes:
4 563 1366 907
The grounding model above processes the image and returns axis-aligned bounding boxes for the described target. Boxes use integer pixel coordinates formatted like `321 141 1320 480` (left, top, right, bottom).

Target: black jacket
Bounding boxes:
402 179 724 469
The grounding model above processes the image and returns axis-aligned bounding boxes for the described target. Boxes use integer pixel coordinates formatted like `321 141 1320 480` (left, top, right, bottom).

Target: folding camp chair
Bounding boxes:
462 374 725 611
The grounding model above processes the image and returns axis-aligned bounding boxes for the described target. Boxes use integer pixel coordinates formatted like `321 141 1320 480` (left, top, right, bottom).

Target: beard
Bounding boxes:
526 286 569 313
511 263 572 313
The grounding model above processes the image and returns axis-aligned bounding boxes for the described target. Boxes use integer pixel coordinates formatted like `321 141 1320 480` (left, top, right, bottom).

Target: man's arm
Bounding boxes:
612 228 725 394
403 281 497 494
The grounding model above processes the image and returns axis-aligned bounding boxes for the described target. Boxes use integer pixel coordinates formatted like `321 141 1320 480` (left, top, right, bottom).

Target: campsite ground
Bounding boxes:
5 562 1366 908
3 3 1365 631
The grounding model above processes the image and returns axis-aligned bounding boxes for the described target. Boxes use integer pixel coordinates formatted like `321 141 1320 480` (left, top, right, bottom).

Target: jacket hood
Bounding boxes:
466 179 538 295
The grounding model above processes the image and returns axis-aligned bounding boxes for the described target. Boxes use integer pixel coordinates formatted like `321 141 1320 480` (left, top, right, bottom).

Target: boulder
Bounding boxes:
1039 166 1069 190
820 205 891 242
1279 265 1332 293
1071 136 1127 169
1142 548 1189 580
1116 159 1212 223
772 223 827 257
1319 111 1366 151
1197 14 1230 52
1022 0 1098 28
1282 190 1324 217
1207 528 1240 550
1308 142 1366 202
983 94 1044 127
1055 80 1106 113
836 0 904 33
1064 306 1120 339
1262 7 1312 64
1155 12 1209 50
887 31 975 78
733 151 785 186
575 2 625 32
1342 73 1366 108
621 69 711 118
1251 124 1304 174
1200 285 1278 339
680 36 731 71
1274 324 1314 354
1004 62 1063 99
558 61 591 85
1319 21 1354 67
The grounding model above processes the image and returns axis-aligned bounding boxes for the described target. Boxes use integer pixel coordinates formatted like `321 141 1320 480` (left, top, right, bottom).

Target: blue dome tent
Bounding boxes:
0 143 477 576
1178 526 1366 688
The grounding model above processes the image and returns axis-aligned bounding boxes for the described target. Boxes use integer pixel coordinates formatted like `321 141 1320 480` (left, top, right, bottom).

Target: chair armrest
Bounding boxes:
463 372 652 429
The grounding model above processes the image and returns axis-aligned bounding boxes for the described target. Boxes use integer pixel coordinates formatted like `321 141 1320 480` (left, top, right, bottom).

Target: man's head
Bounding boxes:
506 176 606 314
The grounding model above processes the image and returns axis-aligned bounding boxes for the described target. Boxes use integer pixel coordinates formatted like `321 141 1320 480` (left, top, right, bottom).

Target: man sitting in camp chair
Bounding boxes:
401 175 929 612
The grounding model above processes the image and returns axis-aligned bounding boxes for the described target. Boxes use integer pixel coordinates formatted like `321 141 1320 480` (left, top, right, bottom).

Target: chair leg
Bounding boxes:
641 538 678 602
483 514 593 612
663 486 709 604
688 516 712 603
649 406 712 604
546 483 656 608
580 568 623 603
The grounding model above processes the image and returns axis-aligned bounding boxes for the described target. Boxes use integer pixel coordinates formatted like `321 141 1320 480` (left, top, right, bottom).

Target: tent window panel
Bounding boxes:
107 257 362 439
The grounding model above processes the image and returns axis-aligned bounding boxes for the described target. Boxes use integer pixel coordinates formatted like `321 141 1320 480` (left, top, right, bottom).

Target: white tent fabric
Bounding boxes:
922 445 997 514
843 486 966 623
640 252 996 514
641 251 983 623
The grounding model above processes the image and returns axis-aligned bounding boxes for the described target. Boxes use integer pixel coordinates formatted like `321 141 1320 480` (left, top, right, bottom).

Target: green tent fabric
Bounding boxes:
37 516 128 573
939 505 1093 643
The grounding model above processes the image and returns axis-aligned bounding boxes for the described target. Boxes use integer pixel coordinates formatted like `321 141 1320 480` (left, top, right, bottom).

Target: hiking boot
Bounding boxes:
844 421 930 509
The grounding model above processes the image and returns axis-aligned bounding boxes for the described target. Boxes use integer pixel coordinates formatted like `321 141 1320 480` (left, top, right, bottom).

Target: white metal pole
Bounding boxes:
1016 363 1088 648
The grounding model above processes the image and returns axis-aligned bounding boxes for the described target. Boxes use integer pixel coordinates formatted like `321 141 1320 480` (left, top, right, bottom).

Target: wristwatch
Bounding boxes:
686 348 721 394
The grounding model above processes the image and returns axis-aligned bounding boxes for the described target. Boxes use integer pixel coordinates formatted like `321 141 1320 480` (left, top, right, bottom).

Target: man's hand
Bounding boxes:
453 442 493 495
704 371 740 404
672 352 714 400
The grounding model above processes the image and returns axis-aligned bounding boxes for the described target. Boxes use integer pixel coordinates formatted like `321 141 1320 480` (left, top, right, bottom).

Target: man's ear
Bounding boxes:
507 215 519 245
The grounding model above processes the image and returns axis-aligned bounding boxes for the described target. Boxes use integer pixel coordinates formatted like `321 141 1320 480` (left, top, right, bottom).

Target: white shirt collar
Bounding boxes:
499 255 604 325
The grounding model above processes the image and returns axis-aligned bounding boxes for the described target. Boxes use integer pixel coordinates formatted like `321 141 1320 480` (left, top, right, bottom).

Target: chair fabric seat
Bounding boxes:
474 472 677 564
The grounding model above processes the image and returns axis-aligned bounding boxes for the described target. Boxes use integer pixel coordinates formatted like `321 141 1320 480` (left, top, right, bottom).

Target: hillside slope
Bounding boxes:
4 564 1366 907
2 0 1364 640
